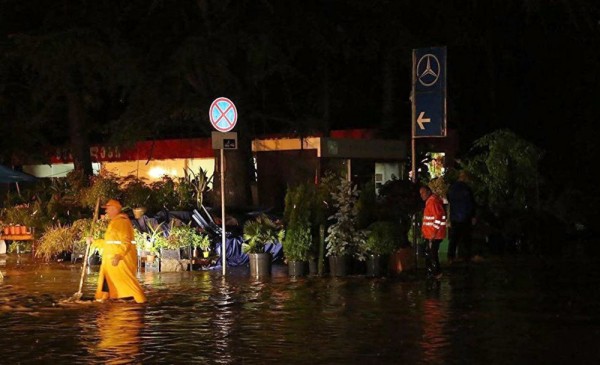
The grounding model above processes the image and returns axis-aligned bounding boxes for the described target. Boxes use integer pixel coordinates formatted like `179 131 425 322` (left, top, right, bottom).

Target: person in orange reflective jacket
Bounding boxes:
420 186 446 279
91 199 146 303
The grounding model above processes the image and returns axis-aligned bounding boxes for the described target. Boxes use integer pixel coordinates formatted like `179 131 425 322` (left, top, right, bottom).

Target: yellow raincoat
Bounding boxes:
94 213 146 303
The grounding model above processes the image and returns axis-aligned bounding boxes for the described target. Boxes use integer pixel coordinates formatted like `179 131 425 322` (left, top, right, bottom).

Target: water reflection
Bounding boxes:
212 277 235 364
93 304 143 364
420 281 449 364
1 255 600 364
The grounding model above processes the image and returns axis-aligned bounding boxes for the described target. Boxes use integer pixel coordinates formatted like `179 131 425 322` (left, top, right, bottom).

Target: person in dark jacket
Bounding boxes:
447 170 478 263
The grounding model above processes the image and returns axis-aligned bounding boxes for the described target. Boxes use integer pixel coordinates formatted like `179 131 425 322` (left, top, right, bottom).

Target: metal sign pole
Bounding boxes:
220 148 226 275
411 50 419 270
412 136 418 270
209 96 238 277
412 46 447 271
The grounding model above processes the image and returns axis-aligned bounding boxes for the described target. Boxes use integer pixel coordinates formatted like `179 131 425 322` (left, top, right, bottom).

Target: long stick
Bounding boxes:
74 197 101 299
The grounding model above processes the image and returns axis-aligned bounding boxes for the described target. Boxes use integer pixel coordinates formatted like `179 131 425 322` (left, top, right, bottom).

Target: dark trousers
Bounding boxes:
448 221 472 260
425 239 442 277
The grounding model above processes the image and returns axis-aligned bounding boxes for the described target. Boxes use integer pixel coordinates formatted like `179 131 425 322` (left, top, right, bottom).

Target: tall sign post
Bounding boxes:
411 46 447 180
209 97 238 275
411 46 447 267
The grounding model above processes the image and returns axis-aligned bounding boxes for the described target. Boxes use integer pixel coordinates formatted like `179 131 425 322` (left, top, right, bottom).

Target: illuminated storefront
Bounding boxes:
23 138 216 183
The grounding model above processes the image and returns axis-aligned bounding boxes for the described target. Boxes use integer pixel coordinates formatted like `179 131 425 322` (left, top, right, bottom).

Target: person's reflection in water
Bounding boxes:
96 304 143 365
420 281 449 365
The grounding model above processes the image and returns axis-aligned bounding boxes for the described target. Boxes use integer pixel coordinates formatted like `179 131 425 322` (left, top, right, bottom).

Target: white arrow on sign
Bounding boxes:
417 112 430 130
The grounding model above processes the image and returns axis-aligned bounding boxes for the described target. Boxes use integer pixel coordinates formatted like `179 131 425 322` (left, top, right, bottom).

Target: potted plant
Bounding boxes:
145 222 169 263
35 218 108 263
377 178 421 274
282 183 314 277
195 233 211 258
169 223 211 258
243 214 284 278
186 167 213 209
122 175 153 219
312 172 338 275
35 223 76 261
80 171 122 210
1 200 49 239
325 178 368 276
149 176 179 212
364 221 399 277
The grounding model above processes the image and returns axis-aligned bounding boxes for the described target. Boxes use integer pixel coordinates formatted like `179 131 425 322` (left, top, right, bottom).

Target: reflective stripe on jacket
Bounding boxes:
422 194 447 240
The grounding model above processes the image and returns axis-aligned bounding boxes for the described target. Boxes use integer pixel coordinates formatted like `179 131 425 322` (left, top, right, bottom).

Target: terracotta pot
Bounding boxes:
389 247 416 275
20 226 28 234
9 226 17 235
3 227 10 235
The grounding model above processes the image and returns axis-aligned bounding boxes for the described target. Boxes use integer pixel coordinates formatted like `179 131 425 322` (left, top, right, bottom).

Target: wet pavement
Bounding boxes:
1 252 599 364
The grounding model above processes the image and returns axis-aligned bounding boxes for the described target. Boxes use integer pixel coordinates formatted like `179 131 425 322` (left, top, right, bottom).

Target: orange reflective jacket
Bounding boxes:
421 194 447 240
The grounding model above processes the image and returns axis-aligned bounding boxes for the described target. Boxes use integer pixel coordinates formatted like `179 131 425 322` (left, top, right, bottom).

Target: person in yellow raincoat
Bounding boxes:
92 199 146 303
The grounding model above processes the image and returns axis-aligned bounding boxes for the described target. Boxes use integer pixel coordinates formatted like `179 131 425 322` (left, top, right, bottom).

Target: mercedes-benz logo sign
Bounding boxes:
417 54 440 87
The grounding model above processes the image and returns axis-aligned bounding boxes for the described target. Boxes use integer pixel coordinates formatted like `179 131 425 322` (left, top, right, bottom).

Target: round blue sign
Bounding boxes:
209 97 238 132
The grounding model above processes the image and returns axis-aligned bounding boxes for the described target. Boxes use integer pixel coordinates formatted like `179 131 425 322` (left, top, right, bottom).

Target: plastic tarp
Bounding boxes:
0 164 36 183
133 208 284 269
212 236 284 268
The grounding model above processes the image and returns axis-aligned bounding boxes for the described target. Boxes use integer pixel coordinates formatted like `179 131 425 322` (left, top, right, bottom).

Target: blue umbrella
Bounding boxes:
0 164 37 183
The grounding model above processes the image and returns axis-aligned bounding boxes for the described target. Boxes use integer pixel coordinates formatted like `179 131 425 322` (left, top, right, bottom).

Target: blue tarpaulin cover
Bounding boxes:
135 208 284 269
0 164 36 183
212 236 283 268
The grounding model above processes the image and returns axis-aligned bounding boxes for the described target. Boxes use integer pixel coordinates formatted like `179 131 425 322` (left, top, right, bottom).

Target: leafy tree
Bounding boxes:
459 129 543 219
377 178 421 247
325 178 368 260
282 183 314 262
1 1 136 174
243 214 284 254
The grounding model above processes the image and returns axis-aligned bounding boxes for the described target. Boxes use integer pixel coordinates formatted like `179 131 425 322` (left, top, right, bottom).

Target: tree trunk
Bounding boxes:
215 134 252 209
66 91 93 177
381 48 396 131
318 224 325 276
319 62 331 134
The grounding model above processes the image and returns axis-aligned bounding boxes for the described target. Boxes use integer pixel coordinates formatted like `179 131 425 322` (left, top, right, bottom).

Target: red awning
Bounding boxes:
50 138 214 164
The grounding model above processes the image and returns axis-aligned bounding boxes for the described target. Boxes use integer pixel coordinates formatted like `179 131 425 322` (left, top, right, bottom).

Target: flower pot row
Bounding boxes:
2 225 31 235
329 248 415 277
328 248 415 277
248 248 416 279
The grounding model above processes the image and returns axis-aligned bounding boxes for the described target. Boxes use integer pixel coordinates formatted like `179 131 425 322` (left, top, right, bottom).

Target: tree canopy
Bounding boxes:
0 0 598 194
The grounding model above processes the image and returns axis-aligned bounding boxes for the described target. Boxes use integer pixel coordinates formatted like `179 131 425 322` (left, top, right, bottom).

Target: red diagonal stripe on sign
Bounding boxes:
215 104 234 127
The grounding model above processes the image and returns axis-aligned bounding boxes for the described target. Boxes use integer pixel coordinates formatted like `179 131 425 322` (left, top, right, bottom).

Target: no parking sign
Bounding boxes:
209 97 237 132
208 97 238 276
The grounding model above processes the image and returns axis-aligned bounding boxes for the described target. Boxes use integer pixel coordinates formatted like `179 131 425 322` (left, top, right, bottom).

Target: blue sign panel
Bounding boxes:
412 47 446 138
415 92 444 137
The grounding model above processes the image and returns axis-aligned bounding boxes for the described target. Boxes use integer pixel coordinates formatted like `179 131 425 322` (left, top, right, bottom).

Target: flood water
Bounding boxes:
1 252 599 364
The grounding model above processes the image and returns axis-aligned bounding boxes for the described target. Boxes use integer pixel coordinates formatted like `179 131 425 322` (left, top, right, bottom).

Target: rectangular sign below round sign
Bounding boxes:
209 97 238 132
212 132 238 150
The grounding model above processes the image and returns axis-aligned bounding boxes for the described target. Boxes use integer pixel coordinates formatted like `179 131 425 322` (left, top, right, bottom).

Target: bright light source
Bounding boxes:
148 166 179 179
148 167 168 179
